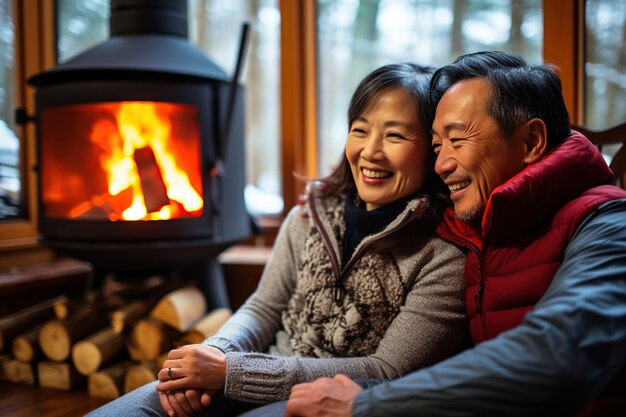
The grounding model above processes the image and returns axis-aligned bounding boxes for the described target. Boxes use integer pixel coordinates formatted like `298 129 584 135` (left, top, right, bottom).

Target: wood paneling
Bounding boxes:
280 0 319 212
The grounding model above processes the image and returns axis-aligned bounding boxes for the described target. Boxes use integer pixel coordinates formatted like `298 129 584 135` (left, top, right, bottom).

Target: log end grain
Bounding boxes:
72 341 103 376
39 320 71 362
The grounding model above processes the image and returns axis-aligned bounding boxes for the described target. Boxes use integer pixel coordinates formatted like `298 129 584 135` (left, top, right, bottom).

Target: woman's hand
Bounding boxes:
158 389 213 417
156 344 227 393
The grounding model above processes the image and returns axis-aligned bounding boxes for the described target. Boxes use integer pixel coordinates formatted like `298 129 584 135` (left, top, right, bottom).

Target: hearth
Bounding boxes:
21 0 252 306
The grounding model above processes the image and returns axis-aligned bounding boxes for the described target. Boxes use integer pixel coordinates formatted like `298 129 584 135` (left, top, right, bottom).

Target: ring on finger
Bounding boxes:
167 367 172 379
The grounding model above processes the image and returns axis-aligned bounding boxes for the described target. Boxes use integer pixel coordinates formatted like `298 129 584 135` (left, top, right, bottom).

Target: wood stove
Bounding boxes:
24 0 251 306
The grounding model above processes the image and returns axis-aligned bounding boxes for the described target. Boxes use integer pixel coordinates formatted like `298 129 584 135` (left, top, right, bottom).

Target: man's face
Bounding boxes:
431 78 528 222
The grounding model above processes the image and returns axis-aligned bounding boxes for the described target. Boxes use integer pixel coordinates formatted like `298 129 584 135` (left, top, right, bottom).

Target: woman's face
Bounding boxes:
346 87 430 211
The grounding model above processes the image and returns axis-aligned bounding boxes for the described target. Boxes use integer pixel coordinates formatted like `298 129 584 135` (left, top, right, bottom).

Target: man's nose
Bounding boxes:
434 146 455 177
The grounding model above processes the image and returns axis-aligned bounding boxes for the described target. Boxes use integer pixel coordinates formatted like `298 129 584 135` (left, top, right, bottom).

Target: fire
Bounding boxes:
89 101 203 221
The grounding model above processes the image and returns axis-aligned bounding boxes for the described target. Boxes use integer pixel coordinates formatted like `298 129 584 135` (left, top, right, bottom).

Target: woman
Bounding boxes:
86 63 467 417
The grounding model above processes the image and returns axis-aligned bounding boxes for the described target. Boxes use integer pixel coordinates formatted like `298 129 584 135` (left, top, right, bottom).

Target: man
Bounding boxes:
283 51 626 416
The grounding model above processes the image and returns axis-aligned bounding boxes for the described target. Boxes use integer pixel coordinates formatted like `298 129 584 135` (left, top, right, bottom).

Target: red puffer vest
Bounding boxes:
437 131 626 415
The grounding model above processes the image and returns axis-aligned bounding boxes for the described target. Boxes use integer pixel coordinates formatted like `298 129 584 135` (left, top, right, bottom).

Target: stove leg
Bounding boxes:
197 258 230 310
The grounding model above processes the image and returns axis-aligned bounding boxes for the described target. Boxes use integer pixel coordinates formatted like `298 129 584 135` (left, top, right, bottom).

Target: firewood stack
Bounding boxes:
0 281 232 401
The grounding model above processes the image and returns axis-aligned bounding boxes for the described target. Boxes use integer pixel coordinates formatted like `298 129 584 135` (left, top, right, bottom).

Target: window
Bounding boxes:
1 0 618 258
0 0 20 220
317 0 543 175
584 0 626 129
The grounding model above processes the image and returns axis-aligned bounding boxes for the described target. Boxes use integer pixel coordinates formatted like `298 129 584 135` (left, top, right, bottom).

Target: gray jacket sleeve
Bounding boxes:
353 199 626 417
203 206 304 354
205 208 467 404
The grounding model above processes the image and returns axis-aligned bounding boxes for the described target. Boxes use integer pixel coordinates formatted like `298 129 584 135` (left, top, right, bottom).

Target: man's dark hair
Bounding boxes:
430 51 571 150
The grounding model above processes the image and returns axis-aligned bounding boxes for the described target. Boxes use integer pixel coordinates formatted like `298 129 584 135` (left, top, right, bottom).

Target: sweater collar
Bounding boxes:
344 188 412 233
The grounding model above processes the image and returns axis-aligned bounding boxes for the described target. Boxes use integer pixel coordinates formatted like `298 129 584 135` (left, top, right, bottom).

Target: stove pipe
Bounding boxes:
30 0 229 86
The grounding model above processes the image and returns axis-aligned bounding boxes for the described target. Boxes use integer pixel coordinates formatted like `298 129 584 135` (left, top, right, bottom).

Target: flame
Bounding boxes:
89 102 203 221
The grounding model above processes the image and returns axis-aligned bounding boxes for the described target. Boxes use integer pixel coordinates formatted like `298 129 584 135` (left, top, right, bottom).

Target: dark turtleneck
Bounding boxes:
341 188 412 267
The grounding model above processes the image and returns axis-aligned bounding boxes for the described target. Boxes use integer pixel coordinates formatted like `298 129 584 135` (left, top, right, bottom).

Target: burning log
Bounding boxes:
38 360 85 390
12 325 44 363
39 301 109 362
178 307 232 345
150 286 207 332
72 327 126 375
88 360 131 399
128 318 181 362
71 187 134 220
133 145 169 213
0 295 64 352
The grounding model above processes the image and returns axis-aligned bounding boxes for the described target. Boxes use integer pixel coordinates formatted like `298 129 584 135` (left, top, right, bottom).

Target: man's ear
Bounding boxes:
522 118 548 165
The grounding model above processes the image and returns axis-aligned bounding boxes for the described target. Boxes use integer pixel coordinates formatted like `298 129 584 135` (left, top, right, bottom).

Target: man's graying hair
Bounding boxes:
430 50 571 150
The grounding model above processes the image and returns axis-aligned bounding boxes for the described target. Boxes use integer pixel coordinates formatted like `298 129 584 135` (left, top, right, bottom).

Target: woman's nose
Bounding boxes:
361 136 384 160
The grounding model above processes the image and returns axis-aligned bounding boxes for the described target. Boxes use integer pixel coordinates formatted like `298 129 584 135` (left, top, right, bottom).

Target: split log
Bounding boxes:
38 360 85 390
72 327 126 375
124 352 168 393
39 302 109 362
53 292 99 319
1 355 36 385
88 360 131 399
0 295 65 352
178 307 232 345
12 325 44 363
0 354 8 380
124 362 158 393
151 286 207 332
110 281 180 333
111 300 151 334
128 318 181 362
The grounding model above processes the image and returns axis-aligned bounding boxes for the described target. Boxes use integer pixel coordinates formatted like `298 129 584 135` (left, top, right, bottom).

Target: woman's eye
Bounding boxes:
387 132 405 139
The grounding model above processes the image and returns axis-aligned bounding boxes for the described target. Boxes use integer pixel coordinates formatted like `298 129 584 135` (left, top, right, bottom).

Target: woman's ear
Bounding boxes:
522 118 548 165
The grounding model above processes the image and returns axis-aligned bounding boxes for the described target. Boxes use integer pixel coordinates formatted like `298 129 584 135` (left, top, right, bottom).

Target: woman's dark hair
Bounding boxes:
310 62 450 250
430 51 571 150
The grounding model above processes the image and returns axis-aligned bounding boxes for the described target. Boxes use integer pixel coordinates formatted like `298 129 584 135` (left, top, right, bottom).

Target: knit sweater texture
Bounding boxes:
204 184 467 404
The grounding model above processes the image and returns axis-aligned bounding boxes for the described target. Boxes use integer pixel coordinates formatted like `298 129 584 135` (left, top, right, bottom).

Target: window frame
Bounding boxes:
0 0 587 260
0 1 55 264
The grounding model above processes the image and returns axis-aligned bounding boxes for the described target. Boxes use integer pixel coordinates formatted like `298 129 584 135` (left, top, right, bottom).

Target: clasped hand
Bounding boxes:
155 344 226 417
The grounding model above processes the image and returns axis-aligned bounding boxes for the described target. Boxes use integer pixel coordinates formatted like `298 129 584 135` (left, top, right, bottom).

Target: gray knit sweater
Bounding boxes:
204 185 467 404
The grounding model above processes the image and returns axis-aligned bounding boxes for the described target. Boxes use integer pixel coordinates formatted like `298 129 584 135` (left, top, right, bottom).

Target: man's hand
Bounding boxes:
285 374 363 417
